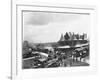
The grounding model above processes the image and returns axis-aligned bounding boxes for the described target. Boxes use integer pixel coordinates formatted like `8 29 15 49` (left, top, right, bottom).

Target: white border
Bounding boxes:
12 3 97 80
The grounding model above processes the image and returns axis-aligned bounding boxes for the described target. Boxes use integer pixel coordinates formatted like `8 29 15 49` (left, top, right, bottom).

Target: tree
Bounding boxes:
72 32 75 40
80 33 86 40
75 34 80 40
69 32 72 40
64 32 70 40
22 41 29 58
81 34 85 40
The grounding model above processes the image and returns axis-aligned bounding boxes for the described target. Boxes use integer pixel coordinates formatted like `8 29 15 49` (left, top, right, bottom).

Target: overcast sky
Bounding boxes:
23 11 90 43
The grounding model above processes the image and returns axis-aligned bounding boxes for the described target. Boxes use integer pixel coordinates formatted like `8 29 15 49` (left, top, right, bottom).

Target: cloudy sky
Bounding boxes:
23 11 90 43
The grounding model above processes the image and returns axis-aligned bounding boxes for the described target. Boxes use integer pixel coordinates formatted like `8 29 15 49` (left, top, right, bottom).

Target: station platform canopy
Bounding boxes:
57 45 70 48
75 43 89 47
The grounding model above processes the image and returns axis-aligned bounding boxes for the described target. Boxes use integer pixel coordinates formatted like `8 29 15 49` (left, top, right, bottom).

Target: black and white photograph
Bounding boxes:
9 0 98 79
22 11 90 69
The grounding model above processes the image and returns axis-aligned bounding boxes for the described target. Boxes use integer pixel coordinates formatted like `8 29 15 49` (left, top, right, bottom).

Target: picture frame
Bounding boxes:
11 1 97 80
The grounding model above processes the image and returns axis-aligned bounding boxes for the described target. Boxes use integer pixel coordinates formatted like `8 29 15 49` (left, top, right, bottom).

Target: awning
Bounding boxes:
75 43 89 47
57 46 70 48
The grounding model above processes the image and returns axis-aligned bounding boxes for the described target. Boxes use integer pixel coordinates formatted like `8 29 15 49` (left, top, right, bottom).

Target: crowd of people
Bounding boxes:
22 44 89 69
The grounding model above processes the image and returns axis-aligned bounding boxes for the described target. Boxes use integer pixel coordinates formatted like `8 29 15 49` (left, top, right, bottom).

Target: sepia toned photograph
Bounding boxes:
22 11 90 69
